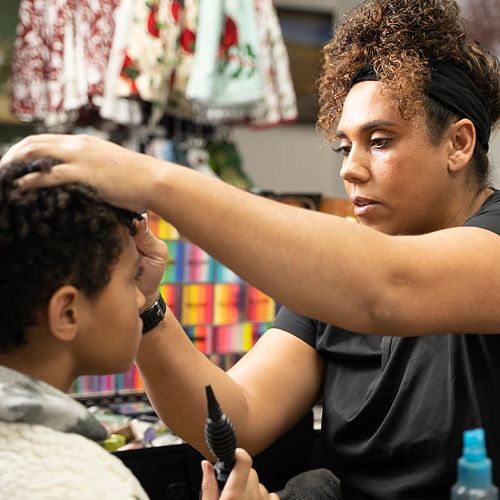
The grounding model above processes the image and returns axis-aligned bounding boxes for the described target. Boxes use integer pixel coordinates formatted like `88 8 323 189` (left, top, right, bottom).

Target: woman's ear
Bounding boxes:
447 118 476 174
47 286 80 342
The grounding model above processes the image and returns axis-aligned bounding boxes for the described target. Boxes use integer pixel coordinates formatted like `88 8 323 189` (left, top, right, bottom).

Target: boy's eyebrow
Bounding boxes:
336 119 398 138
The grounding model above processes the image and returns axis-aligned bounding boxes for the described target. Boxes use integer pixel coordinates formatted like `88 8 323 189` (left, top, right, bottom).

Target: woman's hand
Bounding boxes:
0 134 165 212
133 215 168 310
200 449 280 500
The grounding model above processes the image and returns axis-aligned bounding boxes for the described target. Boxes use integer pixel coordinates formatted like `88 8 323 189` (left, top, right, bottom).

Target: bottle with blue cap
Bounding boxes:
451 428 498 499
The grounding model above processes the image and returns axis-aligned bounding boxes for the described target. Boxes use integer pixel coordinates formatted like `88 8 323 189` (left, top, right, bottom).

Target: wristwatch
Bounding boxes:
140 293 167 334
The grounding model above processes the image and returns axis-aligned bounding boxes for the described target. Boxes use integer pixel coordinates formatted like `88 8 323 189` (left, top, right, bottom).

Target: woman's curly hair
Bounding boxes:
0 158 140 351
318 0 500 143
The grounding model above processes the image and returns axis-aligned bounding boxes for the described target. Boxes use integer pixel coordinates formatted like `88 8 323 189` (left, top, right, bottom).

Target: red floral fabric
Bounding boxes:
11 0 118 121
116 0 182 112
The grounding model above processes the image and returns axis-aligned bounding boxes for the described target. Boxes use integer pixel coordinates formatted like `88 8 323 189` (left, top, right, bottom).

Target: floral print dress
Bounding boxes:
11 0 119 126
185 0 263 123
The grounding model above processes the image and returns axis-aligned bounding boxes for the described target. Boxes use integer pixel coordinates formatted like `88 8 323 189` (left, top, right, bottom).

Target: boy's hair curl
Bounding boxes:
0 158 140 351
318 0 500 143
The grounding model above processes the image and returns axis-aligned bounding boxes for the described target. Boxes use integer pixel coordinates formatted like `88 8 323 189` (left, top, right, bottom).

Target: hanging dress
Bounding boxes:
11 0 118 126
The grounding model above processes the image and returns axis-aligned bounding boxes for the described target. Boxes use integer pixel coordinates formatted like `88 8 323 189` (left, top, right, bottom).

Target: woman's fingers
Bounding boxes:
133 216 168 307
13 163 85 190
0 134 159 212
1 134 70 166
223 448 253 493
201 449 279 500
200 460 219 500
134 216 169 263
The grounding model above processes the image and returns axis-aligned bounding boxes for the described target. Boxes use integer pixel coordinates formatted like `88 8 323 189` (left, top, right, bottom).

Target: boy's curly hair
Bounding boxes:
0 158 140 351
318 0 500 141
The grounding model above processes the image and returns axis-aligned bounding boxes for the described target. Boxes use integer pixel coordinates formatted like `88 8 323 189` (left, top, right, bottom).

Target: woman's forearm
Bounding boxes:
136 311 254 457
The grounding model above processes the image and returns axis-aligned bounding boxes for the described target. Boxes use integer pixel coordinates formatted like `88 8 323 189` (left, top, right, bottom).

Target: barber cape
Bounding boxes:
0 365 148 499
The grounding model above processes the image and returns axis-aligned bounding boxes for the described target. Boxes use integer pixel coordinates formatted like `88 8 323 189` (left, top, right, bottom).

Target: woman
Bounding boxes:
3 1 499 498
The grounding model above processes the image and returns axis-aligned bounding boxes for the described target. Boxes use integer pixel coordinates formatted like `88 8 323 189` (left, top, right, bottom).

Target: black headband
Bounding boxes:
351 60 491 151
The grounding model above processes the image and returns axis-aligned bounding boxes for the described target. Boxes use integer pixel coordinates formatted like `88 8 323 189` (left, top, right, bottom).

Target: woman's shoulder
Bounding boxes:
464 188 500 234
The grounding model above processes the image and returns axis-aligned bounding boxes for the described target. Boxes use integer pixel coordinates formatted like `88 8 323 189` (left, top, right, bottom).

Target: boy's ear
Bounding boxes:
447 118 476 174
47 286 80 342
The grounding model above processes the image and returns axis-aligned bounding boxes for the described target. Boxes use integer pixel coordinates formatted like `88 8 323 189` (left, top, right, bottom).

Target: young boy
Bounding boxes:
0 158 150 499
0 157 308 500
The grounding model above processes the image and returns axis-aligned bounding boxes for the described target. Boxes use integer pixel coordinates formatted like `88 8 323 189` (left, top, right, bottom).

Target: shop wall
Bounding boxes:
233 124 346 198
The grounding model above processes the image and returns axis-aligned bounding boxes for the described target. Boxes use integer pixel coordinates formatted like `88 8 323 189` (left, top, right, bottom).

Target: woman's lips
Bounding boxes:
351 197 378 216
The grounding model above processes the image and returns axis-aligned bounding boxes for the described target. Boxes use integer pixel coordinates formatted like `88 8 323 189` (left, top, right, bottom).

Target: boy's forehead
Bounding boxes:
118 227 140 264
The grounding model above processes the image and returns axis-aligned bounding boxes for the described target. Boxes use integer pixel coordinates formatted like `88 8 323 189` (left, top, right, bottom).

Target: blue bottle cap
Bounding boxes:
458 428 493 489
464 429 487 462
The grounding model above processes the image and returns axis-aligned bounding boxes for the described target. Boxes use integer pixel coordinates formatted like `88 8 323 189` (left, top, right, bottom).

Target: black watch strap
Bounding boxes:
140 293 167 334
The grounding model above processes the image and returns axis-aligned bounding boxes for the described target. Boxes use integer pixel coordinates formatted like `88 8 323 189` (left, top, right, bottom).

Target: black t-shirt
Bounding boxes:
272 190 500 500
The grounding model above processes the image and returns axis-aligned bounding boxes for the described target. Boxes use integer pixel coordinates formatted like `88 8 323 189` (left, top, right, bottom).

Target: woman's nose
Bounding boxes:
339 147 371 184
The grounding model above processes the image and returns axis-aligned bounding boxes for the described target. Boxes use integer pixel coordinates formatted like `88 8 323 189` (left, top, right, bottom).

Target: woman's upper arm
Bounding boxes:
227 327 324 455
383 226 500 335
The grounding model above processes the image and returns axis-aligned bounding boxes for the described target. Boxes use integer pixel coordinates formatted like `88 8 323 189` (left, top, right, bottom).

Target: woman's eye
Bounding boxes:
332 144 351 157
370 137 390 149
